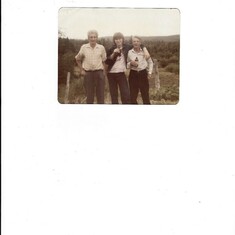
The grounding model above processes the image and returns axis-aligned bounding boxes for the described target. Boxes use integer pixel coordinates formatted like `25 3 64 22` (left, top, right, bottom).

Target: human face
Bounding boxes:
88 33 98 47
114 38 123 48
132 37 141 51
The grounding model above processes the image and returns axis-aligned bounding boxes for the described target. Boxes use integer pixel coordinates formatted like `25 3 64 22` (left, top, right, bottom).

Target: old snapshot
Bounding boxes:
58 8 180 104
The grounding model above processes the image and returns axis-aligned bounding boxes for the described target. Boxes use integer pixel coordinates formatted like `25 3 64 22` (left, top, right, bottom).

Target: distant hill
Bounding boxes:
139 35 180 42
100 34 180 42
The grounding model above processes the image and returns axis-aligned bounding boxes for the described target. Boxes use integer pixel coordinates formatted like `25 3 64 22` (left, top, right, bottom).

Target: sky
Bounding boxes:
58 8 180 39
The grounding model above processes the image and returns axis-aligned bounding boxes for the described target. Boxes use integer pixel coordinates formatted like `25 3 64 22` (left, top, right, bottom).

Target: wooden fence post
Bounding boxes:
64 72 70 104
155 60 160 91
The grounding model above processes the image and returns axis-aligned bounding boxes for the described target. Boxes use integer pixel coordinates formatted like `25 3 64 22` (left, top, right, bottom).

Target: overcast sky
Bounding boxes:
58 8 180 39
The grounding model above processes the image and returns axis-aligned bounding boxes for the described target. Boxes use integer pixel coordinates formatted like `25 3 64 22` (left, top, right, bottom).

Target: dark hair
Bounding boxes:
113 32 124 43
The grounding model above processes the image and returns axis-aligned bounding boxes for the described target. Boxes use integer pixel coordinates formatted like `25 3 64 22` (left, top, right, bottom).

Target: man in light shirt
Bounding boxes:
127 36 153 104
75 30 107 104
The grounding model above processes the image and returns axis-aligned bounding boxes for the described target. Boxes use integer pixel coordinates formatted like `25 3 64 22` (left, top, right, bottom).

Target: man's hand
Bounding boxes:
131 60 138 67
80 69 86 76
110 48 121 59
113 48 121 54
103 69 107 77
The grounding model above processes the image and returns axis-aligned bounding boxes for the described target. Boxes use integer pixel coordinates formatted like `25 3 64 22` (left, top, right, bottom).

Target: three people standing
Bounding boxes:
75 30 153 104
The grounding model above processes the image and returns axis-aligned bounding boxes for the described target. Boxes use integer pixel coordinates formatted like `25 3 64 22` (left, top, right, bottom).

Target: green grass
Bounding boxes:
58 66 179 104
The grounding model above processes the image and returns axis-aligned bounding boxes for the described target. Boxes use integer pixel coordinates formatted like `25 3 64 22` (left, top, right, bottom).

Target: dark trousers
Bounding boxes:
129 69 150 104
84 70 104 104
107 72 130 104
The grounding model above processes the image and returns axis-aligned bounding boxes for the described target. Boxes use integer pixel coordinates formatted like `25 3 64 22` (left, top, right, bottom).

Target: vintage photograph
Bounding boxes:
58 8 180 104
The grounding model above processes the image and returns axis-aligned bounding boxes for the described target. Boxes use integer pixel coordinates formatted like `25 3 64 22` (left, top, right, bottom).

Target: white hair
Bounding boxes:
87 30 98 38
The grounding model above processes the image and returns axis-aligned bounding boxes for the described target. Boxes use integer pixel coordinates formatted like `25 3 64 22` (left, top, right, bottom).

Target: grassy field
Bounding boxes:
149 68 179 105
58 36 179 104
58 67 179 105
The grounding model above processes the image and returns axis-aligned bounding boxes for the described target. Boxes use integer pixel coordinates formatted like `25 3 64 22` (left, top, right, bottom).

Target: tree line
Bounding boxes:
58 36 180 84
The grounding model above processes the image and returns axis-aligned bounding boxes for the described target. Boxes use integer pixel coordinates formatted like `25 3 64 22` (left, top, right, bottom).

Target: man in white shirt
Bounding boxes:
127 36 153 104
75 30 107 104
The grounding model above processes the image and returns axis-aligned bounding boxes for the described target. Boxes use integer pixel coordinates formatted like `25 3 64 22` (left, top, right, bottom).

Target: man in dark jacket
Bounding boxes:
105 32 131 104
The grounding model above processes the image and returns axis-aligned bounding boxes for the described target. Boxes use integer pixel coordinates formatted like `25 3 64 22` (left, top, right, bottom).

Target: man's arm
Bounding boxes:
101 46 107 76
75 46 85 76
107 46 120 61
75 59 85 76
147 57 154 79
143 47 150 60
126 50 131 69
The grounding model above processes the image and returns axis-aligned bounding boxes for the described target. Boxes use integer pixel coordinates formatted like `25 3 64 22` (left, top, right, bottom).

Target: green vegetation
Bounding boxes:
58 35 180 104
165 63 179 74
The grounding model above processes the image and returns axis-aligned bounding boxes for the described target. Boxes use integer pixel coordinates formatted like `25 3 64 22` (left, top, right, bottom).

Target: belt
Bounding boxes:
130 69 146 73
84 69 103 72
108 72 125 74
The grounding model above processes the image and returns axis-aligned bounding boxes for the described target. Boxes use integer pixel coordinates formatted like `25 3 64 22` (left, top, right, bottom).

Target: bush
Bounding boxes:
153 85 179 102
159 58 168 68
168 55 179 64
165 63 179 74
58 52 76 84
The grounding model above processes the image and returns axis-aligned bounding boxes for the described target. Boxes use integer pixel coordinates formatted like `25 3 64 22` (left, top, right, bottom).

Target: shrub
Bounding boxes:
165 63 179 74
58 52 76 84
153 85 179 102
159 58 168 68
168 55 179 64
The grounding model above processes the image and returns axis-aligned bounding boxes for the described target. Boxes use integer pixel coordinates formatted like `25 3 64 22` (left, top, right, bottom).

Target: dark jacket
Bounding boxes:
105 44 132 72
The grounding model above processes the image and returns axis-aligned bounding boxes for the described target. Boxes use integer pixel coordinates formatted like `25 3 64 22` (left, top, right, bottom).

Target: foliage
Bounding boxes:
58 35 180 104
58 35 180 76
165 63 179 74
150 84 179 103
58 77 86 104
58 38 76 84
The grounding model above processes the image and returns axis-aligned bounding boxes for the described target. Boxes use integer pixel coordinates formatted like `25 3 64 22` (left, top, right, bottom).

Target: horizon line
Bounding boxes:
59 34 180 40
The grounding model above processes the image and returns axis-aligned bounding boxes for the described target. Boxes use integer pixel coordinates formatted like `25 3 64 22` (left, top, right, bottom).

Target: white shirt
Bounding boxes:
127 48 153 74
109 53 126 73
75 43 107 71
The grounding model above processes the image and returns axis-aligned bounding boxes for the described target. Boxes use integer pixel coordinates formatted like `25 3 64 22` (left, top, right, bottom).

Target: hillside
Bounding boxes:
139 35 180 42
100 34 180 42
